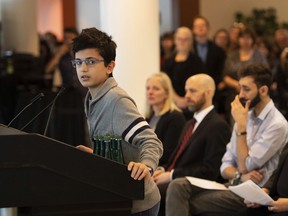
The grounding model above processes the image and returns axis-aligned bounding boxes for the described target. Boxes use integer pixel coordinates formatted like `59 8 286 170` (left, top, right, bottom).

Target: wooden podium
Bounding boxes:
0 124 144 216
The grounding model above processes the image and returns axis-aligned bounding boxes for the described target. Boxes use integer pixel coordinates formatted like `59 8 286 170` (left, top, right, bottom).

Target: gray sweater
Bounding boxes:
84 77 163 213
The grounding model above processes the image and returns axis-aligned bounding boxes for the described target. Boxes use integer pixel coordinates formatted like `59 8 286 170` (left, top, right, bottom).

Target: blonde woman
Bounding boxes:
145 72 186 166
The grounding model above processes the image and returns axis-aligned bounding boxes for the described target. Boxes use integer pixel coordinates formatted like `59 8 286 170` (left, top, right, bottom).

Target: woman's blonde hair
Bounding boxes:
174 26 194 52
175 26 193 38
145 72 181 118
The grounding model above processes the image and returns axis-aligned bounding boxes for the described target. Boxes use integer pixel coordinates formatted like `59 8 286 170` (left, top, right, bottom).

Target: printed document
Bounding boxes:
229 180 274 205
186 177 274 205
185 176 228 190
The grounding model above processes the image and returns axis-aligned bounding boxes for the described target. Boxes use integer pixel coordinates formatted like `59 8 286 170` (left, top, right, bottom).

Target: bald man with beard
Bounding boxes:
153 74 231 216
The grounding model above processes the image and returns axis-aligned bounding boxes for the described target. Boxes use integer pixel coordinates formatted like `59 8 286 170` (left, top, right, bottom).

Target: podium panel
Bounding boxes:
0 125 144 216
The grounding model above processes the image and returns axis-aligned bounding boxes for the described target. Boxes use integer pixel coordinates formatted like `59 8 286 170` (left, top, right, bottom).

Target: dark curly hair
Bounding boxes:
239 64 272 91
72 27 117 67
238 27 257 46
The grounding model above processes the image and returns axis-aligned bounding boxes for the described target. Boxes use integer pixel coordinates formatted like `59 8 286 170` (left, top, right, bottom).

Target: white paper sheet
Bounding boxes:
229 180 274 205
185 176 228 190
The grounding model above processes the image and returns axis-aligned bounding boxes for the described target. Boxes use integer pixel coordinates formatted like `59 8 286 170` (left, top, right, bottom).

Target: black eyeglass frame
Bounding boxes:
71 58 105 68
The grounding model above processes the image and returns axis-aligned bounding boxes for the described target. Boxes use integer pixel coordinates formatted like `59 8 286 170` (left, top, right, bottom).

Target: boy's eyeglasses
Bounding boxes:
71 58 105 68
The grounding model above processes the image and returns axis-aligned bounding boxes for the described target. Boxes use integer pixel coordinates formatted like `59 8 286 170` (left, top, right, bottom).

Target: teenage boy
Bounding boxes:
72 27 163 216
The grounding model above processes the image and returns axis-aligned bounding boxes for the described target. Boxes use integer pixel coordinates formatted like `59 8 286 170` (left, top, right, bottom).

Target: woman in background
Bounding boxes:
213 28 230 53
145 72 186 166
161 27 204 112
221 27 268 96
160 32 175 67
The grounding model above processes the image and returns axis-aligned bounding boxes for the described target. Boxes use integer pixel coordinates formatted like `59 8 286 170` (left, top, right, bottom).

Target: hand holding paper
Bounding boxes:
185 177 274 206
228 180 274 205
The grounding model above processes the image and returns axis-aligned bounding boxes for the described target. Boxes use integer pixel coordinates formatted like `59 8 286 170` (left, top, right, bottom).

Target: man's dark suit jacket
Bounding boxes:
165 108 231 181
266 146 288 198
157 108 231 216
193 40 226 85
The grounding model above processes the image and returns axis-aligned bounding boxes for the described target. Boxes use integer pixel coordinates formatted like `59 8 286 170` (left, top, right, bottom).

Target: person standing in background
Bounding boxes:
228 22 244 52
213 28 231 53
192 16 227 114
45 28 85 94
192 16 226 88
44 28 87 146
161 27 204 119
274 29 288 59
219 27 269 125
160 32 175 67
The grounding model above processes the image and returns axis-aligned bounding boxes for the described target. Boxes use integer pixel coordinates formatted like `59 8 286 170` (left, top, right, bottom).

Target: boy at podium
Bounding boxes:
71 27 163 216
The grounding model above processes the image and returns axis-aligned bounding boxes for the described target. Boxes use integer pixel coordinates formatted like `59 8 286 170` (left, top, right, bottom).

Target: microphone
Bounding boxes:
43 87 66 136
20 87 66 132
7 93 45 127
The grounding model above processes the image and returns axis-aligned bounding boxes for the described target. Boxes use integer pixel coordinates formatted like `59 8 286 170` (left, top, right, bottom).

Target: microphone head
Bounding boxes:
30 92 45 103
57 86 66 96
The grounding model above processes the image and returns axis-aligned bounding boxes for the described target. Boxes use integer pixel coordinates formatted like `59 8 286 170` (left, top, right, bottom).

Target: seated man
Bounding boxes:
235 146 288 216
166 64 288 216
153 73 231 215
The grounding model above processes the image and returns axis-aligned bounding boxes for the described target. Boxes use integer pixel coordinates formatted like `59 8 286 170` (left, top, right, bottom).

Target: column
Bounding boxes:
99 0 160 114
76 0 160 114
1 0 38 55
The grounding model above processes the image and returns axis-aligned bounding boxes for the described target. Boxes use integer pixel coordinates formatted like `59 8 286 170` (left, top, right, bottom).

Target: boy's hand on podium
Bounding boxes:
128 161 151 182
76 145 93 153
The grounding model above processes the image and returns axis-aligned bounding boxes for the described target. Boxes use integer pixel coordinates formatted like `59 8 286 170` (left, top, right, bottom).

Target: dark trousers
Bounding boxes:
131 202 160 216
235 206 288 216
166 177 246 216
157 182 169 216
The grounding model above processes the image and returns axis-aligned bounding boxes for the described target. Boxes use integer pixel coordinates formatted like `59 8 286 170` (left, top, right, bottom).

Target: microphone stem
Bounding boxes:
43 88 65 136
43 100 56 136
7 103 32 127
21 88 65 132
7 92 44 128
20 99 54 131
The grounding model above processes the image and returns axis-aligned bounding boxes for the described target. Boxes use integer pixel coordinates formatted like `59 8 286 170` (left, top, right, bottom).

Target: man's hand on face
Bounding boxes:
231 95 250 129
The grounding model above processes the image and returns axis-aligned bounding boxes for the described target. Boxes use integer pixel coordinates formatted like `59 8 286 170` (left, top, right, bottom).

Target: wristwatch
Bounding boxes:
230 171 242 185
147 166 154 176
236 131 247 136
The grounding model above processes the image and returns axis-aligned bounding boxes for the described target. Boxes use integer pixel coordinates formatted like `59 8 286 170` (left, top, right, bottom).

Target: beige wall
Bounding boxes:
37 0 63 41
200 0 288 38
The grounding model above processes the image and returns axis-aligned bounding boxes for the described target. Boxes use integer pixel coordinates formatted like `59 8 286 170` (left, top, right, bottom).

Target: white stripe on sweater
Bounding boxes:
124 121 149 142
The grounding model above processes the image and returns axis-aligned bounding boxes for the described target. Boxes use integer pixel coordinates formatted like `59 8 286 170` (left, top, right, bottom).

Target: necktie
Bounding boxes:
167 118 197 171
